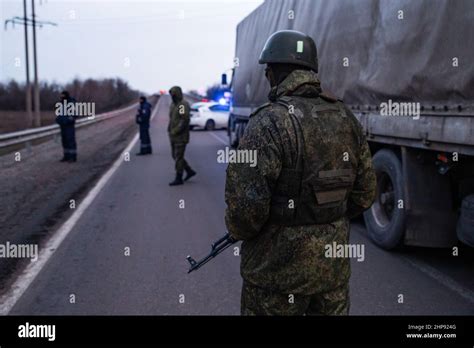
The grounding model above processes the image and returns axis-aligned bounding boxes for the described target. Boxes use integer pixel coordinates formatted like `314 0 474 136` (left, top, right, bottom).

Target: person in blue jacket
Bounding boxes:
136 96 153 155
55 91 77 162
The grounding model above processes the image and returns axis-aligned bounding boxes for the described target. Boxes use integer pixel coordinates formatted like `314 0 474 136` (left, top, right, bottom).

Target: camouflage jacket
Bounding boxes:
168 86 190 144
225 70 376 295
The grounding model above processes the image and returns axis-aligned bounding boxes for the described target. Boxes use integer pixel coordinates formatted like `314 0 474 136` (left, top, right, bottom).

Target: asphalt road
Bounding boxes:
6 96 474 315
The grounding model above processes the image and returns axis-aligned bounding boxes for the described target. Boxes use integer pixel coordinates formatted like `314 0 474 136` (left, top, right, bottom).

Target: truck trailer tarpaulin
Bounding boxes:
231 0 474 111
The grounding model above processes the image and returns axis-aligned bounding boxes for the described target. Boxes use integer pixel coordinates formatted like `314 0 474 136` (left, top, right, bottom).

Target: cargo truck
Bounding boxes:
225 0 474 249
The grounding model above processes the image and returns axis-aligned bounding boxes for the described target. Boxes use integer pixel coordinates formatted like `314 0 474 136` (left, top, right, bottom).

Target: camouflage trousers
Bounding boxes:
171 142 192 175
241 281 349 316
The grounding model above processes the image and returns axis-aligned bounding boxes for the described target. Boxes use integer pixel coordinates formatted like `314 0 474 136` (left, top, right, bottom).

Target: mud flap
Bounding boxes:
402 147 458 247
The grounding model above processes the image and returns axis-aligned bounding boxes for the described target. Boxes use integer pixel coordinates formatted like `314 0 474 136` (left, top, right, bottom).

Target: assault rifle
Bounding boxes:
186 233 236 273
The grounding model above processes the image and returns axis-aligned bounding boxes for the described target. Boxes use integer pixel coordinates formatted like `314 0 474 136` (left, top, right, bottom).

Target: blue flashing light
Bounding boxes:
219 97 227 105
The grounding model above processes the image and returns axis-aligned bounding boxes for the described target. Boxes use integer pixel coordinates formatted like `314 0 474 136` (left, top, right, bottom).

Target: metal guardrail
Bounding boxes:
0 103 138 153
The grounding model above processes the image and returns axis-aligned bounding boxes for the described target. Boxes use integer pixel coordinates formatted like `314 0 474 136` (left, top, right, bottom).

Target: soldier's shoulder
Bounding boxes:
319 91 343 104
249 100 289 119
249 102 272 118
317 92 357 120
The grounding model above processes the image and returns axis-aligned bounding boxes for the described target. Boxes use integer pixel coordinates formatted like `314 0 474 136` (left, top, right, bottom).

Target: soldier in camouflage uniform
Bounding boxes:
225 30 376 315
168 86 197 186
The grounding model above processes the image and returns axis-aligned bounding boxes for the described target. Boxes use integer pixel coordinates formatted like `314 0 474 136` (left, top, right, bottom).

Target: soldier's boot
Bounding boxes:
69 154 77 162
184 168 196 181
169 173 184 186
60 155 69 162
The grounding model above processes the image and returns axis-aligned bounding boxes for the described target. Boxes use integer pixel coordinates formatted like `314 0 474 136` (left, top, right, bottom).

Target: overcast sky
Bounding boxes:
0 0 263 94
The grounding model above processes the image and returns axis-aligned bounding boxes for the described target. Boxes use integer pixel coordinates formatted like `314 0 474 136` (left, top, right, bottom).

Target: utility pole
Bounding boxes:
4 2 56 128
23 0 33 127
31 0 41 127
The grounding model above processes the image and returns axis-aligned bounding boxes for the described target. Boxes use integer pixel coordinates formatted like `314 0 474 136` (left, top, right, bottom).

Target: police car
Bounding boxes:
190 101 230 131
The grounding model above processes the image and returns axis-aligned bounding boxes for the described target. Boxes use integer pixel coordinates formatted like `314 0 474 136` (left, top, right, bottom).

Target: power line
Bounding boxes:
4 1 58 127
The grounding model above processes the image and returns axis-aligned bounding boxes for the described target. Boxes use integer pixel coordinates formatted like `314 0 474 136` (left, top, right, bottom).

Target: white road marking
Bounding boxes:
403 257 474 305
208 131 228 146
0 99 162 315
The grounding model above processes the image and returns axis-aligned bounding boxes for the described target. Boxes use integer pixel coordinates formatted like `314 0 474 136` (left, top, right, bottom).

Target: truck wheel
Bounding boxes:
229 129 235 147
228 117 236 148
363 149 406 249
205 119 215 131
235 122 245 147
457 195 474 247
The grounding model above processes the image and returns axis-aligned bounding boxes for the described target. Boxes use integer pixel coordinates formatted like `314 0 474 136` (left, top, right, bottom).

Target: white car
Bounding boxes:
190 102 230 130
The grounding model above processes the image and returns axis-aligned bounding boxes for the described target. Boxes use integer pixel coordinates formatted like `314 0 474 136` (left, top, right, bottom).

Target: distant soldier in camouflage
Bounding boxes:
225 30 376 315
168 86 197 186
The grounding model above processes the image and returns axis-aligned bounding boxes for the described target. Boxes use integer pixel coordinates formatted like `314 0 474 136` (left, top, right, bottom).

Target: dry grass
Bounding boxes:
0 111 57 134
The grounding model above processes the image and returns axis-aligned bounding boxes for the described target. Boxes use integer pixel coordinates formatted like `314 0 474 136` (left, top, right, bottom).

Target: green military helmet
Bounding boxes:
258 30 318 72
